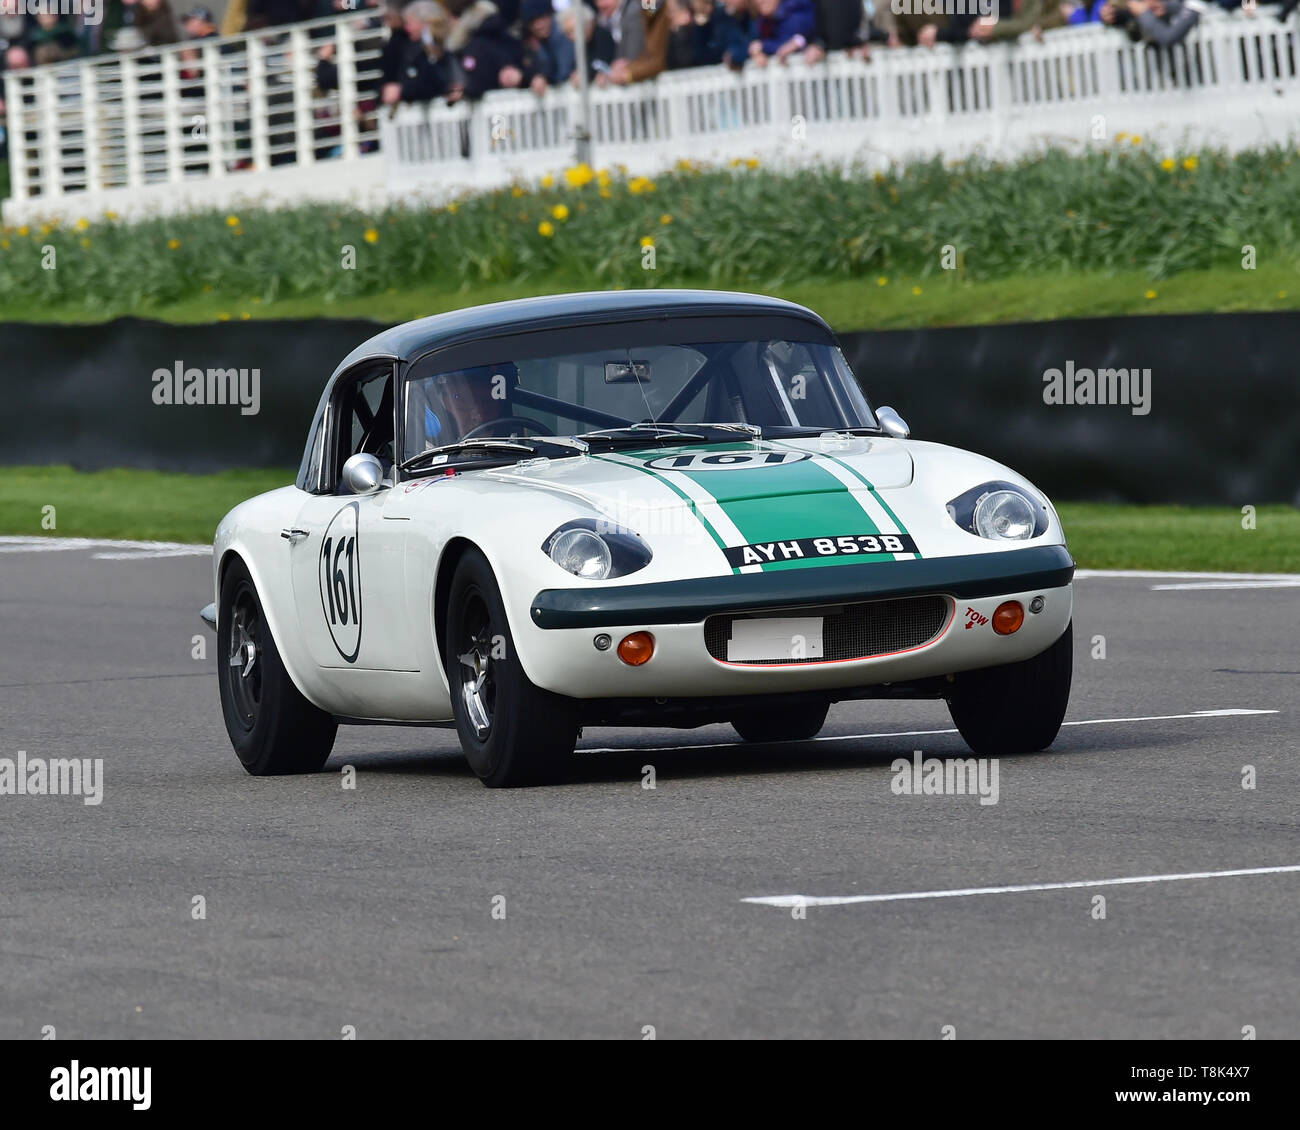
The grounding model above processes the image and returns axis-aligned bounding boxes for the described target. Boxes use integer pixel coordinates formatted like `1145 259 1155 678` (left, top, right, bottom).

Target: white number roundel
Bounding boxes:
645 451 811 471
319 503 362 662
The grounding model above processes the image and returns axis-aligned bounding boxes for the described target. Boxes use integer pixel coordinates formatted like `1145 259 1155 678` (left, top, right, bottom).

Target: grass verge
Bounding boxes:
2 466 1295 573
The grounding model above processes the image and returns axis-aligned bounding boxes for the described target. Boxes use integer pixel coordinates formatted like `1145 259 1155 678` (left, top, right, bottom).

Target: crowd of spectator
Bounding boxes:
0 0 1290 93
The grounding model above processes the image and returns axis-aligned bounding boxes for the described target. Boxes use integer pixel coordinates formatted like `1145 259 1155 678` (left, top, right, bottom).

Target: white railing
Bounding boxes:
3 12 389 220
386 12 1300 196
5 9 1300 221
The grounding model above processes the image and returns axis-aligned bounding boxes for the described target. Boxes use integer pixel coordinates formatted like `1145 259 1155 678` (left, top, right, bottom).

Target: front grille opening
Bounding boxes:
705 595 951 665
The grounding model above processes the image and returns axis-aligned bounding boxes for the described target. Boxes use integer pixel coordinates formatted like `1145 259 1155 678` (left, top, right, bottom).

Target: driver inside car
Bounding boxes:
406 363 523 454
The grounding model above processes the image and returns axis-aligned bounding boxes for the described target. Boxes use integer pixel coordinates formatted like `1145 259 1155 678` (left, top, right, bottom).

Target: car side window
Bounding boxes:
331 365 396 490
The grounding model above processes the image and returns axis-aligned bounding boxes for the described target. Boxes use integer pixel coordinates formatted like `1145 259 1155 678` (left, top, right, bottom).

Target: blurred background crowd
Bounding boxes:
2 0 1293 96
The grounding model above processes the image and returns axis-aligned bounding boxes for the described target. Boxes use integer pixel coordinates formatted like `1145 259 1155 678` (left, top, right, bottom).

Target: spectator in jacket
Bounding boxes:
446 0 523 99
28 12 81 64
1123 0 1198 45
609 0 669 82
136 0 182 44
611 0 647 62
563 2 616 84
383 0 452 103
666 0 715 68
518 0 575 91
710 0 751 69
748 0 816 64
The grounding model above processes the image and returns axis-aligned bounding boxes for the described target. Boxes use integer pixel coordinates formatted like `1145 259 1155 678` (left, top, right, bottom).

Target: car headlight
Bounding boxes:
542 519 653 580
974 490 1037 541
947 481 1048 541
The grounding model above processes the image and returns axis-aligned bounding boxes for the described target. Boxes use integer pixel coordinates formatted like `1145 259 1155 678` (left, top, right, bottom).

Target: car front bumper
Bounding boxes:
521 545 1074 699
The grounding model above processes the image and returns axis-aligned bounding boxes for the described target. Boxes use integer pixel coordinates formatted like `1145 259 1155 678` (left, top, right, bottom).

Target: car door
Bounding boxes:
287 361 420 677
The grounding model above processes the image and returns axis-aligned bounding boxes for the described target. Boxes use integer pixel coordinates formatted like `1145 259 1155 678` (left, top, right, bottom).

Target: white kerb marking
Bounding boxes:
580 708 1278 755
743 864 1300 908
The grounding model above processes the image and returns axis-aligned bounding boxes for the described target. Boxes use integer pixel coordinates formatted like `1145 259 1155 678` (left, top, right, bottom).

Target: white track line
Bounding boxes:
743 864 1300 908
580 708 1277 755
1074 569 1300 580
1150 580 1300 591
0 536 210 559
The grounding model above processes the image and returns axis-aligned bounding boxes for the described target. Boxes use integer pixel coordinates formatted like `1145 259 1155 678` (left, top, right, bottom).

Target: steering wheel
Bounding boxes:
460 416 555 440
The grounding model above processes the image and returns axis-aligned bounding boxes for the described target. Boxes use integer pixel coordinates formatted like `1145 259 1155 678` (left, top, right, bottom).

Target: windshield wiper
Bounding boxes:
398 436 586 475
578 422 762 446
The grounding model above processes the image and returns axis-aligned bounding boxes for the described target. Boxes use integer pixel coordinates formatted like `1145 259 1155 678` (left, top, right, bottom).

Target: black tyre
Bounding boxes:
445 548 580 787
218 557 337 775
731 701 829 743
947 621 1073 756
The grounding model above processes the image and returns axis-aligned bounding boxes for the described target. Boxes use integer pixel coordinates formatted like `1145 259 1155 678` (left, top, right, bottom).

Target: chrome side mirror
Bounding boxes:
342 452 385 495
875 405 910 439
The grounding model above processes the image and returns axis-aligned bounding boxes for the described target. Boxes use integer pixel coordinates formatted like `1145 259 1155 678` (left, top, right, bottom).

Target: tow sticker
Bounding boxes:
319 502 362 662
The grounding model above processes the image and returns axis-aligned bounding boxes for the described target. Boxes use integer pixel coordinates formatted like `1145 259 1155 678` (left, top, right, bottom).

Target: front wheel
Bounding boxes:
445 548 579 787
731 702 829 743
217 557 337 775
947 622 1073 756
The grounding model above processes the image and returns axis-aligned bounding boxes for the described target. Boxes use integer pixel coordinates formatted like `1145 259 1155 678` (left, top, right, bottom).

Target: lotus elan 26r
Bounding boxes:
202 290 1074 787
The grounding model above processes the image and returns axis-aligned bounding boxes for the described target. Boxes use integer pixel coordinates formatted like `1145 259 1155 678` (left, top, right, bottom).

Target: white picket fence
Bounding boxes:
5 8 1300 221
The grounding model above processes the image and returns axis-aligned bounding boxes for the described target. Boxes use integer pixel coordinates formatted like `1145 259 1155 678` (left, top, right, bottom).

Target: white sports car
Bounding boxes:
202 290 1074 786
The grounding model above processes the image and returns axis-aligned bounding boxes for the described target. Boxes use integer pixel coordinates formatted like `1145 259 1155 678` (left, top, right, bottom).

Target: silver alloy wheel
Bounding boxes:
457 619 494 740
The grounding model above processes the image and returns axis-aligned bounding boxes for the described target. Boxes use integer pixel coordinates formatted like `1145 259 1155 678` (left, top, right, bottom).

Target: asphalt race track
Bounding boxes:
2 539 1297 1039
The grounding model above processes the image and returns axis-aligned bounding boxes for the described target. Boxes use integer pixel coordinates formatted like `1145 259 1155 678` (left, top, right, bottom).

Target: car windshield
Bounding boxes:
401 335 877 464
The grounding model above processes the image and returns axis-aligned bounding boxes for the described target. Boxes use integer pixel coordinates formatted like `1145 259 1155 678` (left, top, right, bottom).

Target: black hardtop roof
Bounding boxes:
327 289 831 381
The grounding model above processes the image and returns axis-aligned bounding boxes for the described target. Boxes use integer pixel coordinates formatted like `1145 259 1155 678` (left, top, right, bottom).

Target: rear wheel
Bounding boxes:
731 702 829 743
947 622 1073 756
445 548 580 787
218 557 337 775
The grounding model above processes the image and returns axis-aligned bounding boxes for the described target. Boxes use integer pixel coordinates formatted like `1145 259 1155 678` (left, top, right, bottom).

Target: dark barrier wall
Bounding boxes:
1 312 1296 504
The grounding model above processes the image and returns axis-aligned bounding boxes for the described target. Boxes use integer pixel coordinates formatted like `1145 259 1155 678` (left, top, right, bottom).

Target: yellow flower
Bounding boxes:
39 223 52 236
1161 158 1176 171
226 215 240 227
1130 134 1142 144
551 204 569 221
1182 156 1198 171
540 173 555 189
217 313 231 321
596 168 611 188
0 240 8 250
564 163 594 188
538 220 556 237
447 202 458 214
659 213 673 225
675 157 694 172
1145 289 1157 299
1114 131 1129 143
639 236 654 248
745 158 759 169
75 217 90 231
167 238 181 250
240 312 251 320
232 228 243 237
80 237 92 248
729 157 745 168
364 228 380 244
105 211 119 221
627 176 656 195
17 225 29 236
252 296 262 303
1065 209 1076 218
599 187 612 199
511 185 525 197
876 276 888 287
1278 290 1288 299
912 285 922 296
